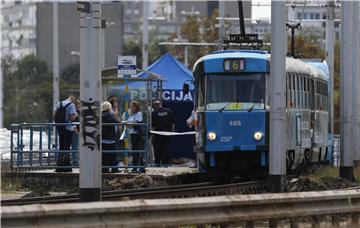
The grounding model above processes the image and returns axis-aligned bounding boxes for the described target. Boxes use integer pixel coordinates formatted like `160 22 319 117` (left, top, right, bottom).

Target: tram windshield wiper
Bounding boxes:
247 103 257 112
218 102 231 112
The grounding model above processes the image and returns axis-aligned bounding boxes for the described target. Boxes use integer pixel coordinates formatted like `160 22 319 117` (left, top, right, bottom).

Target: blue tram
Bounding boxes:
190 50 329 177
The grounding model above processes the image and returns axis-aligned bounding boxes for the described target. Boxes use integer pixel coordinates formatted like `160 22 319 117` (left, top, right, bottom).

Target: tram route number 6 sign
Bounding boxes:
118 55 137 77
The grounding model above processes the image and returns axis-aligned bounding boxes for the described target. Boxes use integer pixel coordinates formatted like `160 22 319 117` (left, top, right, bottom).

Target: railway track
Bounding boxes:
1 180 268 206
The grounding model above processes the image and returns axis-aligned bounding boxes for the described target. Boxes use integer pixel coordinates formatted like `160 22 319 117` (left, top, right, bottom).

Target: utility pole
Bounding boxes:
101 19 106 69
326 0 335 162
352 1 360 169
77 2 102 201
219 0 225 42
269 1 287 192
286 22 301 57
340 1 354 181
142 1 149 69
184 46 188 67
237 1 245 35
53 2 59 112
0 55 3 128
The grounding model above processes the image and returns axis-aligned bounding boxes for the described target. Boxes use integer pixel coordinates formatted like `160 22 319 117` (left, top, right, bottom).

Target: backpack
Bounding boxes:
54 101 71 132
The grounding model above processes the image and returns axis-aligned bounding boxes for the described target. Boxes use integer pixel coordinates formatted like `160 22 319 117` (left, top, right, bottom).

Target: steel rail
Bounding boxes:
1 181 266 206
2 189 360 227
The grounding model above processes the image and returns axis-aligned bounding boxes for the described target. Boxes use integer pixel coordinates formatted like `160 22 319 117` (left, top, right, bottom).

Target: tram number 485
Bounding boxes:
228 120 241 127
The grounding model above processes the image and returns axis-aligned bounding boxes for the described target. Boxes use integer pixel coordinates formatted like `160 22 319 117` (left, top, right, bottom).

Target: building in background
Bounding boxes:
287 0 341 39
2 0 252 71
2 1 123 73
123 1 251 42
1 1 37 59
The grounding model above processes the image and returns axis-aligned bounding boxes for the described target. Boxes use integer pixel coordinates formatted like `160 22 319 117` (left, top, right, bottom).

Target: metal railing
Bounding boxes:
2 189 360 227
10 122 149 171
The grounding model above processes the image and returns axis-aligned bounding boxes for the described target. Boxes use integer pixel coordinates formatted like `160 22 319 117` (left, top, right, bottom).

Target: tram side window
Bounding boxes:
286 73 289 108
290 74 295 109
297 75 300 109
302 75 305 109
309 79 314 110
321 82 327 111
324 83 328 110
292 74 296 108
305 76 309 109
315 81 318 110
315 81 320 110
320 82 323 110
298 75 302 109
304 75 309 109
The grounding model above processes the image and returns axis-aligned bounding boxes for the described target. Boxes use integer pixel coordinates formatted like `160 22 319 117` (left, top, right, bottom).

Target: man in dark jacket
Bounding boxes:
151 100 175 166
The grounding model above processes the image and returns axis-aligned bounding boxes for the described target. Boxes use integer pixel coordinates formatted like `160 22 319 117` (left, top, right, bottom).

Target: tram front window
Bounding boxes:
206 74 266 111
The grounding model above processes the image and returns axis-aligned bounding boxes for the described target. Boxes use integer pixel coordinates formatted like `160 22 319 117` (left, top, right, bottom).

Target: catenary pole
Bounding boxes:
79 2 102 201
184 46 188 67
0 50 3 128
53 2 59 113
353 2 360 168
142 1 149 69
101 19 106 69
326 0 335 161
219 0 225 42
340 1 354 181
269 1 287 192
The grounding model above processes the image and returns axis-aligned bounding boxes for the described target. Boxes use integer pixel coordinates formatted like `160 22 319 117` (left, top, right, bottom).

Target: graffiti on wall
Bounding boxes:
80 99 100 150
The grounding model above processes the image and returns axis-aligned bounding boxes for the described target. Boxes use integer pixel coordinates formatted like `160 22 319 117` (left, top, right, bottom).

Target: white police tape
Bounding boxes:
120 127 195 140
150 131 196 136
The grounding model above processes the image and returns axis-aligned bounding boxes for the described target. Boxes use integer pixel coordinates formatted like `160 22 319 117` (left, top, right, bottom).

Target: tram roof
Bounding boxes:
286 58 329 81
194 50 270 67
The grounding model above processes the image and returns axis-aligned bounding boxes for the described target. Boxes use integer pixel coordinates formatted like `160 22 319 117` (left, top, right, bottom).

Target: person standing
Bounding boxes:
101 101 119 173
54 95 77 172
70 99 81 166
151 100 175 166
126 101 145 173
107 95 122 163
107 95 119 117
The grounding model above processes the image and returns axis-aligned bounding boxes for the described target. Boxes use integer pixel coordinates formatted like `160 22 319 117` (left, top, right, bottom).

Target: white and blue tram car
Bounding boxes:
192 50 329 177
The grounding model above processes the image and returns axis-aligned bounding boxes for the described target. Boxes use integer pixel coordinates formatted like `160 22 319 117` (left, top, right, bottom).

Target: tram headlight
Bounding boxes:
253 132 263 141
207 131 217 141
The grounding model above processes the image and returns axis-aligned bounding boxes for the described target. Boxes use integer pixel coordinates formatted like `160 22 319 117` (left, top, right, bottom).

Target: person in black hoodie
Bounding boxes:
151 100 175 166
101 101 119 173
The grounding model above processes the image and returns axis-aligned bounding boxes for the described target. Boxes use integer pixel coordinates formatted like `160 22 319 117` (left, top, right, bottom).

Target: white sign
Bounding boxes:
118 55 137 76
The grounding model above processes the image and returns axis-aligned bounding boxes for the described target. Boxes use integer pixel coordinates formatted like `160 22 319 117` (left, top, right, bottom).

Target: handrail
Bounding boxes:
2 189 360 227
10 122 150 171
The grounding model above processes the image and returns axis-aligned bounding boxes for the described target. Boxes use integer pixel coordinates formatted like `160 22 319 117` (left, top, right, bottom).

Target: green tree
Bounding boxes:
148 30 168 64
180 15 204 68
333 40 340 134
288 34 325 59
60 63 80 98
201 9 221 53
168 15 205 68
167 9 230 68
122 39 142 69
2 55 53 128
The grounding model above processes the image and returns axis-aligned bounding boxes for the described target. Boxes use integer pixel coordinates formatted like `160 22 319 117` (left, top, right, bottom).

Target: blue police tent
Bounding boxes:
137 52 195 162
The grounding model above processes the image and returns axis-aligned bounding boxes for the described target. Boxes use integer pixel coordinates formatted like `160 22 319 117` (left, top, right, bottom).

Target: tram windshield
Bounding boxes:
205 74 266 111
